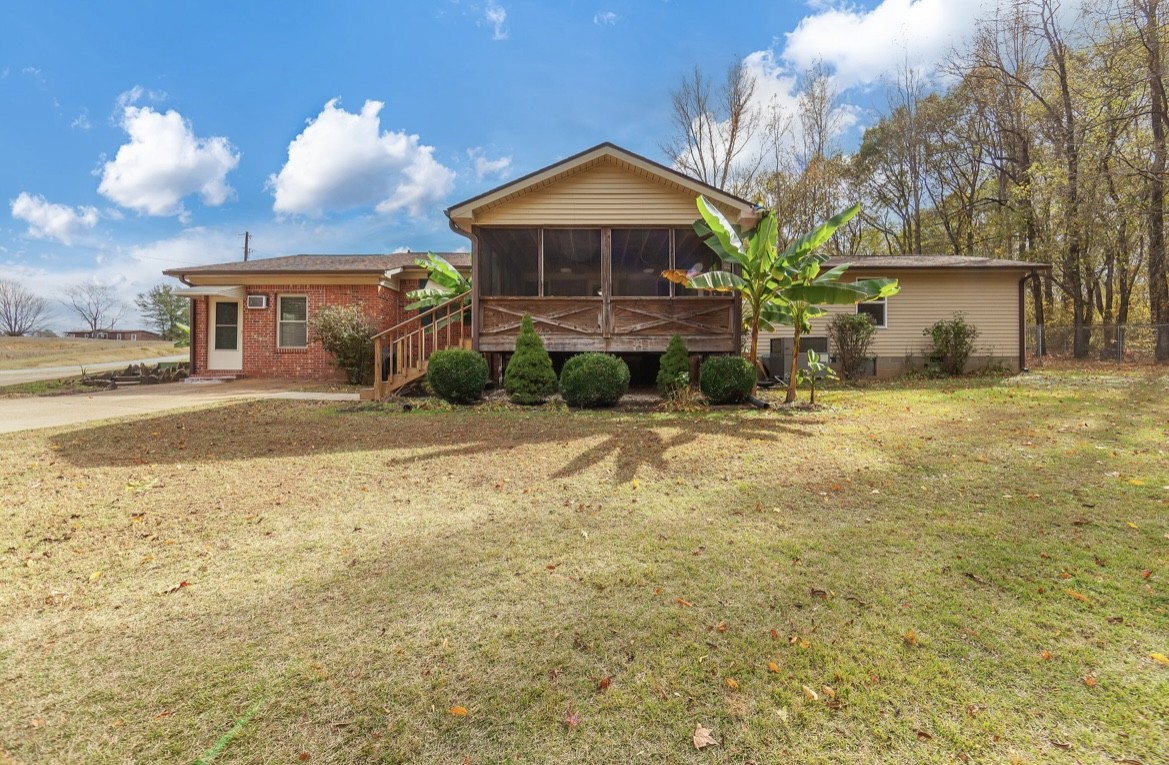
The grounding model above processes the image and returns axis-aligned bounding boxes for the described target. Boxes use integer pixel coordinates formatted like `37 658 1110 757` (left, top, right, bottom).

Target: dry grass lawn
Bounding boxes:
0 336 180 370
1 370 1166 764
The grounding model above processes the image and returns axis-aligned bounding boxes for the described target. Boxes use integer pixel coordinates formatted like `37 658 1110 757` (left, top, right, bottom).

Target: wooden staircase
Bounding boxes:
365 296 470 400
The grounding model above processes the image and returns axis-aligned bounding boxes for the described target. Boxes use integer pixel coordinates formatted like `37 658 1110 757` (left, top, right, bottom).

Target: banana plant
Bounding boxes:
680 196 899 402
795 348 838 406
405 252 471 310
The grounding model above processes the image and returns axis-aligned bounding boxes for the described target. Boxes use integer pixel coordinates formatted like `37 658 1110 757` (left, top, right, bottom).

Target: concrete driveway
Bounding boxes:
0 379 359 434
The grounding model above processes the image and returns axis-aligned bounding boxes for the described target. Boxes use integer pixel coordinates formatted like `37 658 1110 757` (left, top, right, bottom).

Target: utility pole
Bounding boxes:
243 231 251 262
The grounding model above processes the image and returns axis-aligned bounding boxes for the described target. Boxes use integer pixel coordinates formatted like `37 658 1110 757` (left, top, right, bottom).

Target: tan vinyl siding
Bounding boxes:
474 159 724 226
761 269 1024 372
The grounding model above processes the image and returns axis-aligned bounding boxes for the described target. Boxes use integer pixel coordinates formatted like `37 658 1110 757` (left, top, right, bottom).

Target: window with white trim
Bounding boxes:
856 279 888 328
278 295 308 348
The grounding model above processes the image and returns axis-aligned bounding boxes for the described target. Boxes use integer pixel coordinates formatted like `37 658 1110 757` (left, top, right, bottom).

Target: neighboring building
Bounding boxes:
163 253 468 380
162 142 1047 386
762 256 1047 378
65 328 163 341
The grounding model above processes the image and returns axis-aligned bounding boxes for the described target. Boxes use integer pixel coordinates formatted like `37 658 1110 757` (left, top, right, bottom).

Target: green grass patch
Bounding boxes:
1 370 1166 763
0 376 87 397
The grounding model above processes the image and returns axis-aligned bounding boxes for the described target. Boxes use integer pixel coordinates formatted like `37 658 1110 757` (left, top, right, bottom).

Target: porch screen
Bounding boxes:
673 229 720 293
612 229 670 297
543 229 601 297
479 228 539 296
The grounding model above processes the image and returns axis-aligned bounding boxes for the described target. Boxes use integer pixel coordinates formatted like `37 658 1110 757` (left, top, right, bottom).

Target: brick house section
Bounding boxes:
168 254 467 381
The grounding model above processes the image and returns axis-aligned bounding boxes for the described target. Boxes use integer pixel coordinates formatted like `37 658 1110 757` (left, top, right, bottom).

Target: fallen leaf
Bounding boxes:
1127 479 1145 486
768 661 780 674
915 729 933 741
802 685 819 701
29 718 44 729
298 754 311 762
810 587 830 599
162 581 191 595
546 564 556 571
449 706 468 717
724 677 739 690
562 708 580 730
630 478 639 490
1127 522 1140 529
675 598 692 608
597 675 613 693
153 709 174 720
821 685 836 699
1150 652 1169 666
964 573 987 585
1107 616 1124 624
1141 570 1152 579
1081 675 1098 688
89 570 102 582
693 723 718 749
903 629 919 647
1041 650 1053 662
769 628 780 640
1050 740 1072 750
1065 589 1092 604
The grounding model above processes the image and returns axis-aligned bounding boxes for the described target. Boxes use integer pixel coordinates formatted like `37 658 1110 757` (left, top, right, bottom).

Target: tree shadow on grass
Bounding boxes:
49 399 820 482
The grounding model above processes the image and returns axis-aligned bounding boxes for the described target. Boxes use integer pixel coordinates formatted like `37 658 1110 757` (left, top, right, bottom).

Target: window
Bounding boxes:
612 229 670 296
480 228 539 296
278 295 308 348
856 279 887 328
673 228 720 293
543 229 601 296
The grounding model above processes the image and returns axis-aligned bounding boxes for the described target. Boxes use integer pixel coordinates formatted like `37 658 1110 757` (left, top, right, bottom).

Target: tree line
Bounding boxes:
0 279 188 341
664 0 1169 360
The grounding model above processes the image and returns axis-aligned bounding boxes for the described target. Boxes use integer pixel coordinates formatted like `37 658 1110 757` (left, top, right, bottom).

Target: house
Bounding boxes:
162 142 1046 388
65 328 163 341
163 253 468 380
762 255 1048 378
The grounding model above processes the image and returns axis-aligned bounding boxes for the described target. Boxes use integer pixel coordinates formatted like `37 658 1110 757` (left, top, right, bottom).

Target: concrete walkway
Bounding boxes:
0 379 359 434
0 355 190 386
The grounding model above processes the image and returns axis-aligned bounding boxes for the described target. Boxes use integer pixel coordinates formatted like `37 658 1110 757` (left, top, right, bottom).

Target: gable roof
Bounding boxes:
445 142 758 229
164 252 470 280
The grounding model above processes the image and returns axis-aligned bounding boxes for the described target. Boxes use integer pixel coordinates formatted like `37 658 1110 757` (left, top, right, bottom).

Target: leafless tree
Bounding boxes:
63 283 126 332
0 279 50 336
662 60 763 195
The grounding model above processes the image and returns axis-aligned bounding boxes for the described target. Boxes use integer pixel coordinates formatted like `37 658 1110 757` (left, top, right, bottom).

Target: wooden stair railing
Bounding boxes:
371 295 470 399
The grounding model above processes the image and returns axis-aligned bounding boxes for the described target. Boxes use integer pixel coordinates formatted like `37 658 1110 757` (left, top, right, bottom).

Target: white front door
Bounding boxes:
207 299 243 370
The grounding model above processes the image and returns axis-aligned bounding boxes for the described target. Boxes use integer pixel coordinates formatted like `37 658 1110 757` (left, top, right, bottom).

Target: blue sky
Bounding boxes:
1 0 996 329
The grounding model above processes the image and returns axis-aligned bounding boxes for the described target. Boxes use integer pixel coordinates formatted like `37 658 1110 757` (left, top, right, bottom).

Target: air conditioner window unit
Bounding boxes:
246 294 268 309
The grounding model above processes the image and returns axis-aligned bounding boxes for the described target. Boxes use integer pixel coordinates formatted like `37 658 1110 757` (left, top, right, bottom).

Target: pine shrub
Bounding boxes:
699 355 755 404
504 314 557 404
656 334 691 397
559 353 630 408
426 349 488 404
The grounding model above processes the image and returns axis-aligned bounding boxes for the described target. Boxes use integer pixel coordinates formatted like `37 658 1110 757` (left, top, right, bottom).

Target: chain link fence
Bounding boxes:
1030 324 1169 363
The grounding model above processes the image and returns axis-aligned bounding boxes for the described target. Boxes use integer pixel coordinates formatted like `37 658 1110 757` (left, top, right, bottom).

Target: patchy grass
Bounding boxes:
0 376 87 398
0 337 181 370
1 370 1166 764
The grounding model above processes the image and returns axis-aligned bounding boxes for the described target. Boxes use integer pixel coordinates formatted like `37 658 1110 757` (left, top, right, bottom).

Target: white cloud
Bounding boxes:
98 103 240 217
467 147 512 180
781 0 994 89
485 1 509 40
268 99 455 218
10 192 99 245
71 111 91 130
594 11 618 26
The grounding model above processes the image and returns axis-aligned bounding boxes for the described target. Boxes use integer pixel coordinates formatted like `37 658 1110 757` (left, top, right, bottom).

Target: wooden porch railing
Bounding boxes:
371 295 469 399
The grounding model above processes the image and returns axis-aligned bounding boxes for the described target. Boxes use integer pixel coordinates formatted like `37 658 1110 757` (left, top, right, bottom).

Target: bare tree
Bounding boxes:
0 280 50 336
63 283 126 332
662 60 763 194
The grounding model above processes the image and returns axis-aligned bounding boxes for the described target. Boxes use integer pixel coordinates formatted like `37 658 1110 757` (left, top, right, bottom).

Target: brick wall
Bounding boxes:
191 283 409 380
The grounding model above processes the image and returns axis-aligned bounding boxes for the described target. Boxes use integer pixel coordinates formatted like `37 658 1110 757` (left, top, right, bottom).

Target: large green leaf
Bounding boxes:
686 270 745 292
780 202 861 262
853 277 900 300
413 253 469 292
783 282 873 305
696 196 743 262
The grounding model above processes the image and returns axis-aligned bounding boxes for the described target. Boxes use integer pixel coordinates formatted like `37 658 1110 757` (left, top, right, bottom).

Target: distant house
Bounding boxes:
163 142 1047 388
65 328 163 341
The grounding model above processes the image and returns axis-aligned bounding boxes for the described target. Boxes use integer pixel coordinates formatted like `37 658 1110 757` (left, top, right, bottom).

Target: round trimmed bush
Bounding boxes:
699 355 755 404
656 334 691 397
559 353 630 408
426 349 488 404
504 314 557 404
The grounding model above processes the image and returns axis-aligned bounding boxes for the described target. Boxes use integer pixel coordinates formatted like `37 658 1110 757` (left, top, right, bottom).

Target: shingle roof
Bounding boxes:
823 255 1049 270
164 252 470 278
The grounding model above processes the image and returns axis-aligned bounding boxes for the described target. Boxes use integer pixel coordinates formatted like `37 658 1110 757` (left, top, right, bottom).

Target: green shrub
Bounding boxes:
699 355 755 404
559 353 630 408
656 334 691 397
307 305 375 385
923 314 980 376
827 313 876 381
426 349 488 404
504 314 557 404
